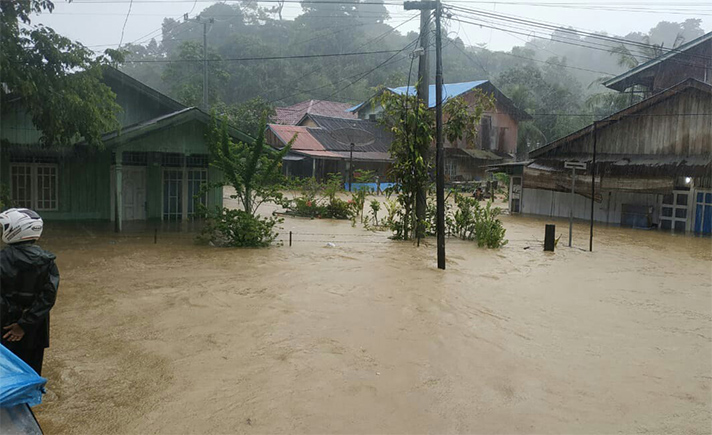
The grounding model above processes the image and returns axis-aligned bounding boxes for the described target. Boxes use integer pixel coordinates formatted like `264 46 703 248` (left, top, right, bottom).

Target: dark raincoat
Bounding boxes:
0 242 60 376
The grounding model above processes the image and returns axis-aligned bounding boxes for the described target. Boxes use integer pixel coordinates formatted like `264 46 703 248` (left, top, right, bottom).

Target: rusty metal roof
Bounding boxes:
268 124 324 152
274 100 357 125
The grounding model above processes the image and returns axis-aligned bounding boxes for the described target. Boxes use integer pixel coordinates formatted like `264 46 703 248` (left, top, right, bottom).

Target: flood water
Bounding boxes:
32 202 712 434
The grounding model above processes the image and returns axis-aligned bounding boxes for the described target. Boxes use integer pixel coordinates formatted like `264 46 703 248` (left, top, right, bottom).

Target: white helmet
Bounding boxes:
0 208 44 244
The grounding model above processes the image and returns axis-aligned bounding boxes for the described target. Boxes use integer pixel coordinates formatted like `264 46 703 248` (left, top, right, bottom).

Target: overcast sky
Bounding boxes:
32 0 711 53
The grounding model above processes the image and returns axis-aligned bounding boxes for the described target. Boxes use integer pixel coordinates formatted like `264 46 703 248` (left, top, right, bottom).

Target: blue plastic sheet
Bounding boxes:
0 345 46 408
343 182 397 192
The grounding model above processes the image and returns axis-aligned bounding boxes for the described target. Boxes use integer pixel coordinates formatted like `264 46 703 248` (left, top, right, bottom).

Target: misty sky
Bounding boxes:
32 0 711 54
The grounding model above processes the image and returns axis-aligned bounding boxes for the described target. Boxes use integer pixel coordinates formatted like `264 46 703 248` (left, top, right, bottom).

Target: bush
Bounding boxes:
198 207 281 247
351 187 369 222
447 193 508 248
473 201 508 248
325 198 356 220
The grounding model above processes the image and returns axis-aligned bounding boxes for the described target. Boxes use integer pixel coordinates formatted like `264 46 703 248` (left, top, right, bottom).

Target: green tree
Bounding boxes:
207 114 291 216
200 114 294 247
162 41 229 108
218 97 276 138
0 0 123 147
378 92 493 240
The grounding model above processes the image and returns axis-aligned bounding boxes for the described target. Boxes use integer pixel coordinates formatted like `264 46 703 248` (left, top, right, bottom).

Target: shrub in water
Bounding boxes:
199 207 280 247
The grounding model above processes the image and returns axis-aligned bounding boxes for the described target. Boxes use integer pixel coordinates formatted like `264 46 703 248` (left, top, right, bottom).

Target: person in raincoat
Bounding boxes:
0 208 59 376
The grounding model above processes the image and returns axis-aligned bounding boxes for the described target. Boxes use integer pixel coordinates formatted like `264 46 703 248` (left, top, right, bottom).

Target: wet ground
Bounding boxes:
32 199 712 434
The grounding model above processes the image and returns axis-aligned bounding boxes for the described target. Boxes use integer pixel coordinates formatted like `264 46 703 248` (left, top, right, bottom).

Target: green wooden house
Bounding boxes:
0 67 252 231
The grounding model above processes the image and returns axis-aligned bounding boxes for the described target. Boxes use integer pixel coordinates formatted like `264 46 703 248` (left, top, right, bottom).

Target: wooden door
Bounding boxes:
122 166 146 221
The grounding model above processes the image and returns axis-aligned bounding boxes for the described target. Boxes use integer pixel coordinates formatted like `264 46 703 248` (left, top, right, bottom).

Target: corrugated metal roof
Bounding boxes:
274 100 357 125
604 32 712 92
348 81 489 112
530 78 712 159
305 114 393 153
389 81 489 108
268 124 324 151
269 116 394 162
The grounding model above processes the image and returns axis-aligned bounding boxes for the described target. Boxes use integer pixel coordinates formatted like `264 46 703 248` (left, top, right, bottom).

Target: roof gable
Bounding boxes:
100 107 254 148
530 78 712 158
274 99 357 125
103 67 186 127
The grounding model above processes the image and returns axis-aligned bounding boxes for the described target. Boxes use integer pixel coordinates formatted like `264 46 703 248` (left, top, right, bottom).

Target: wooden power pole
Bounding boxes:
404 0 445 269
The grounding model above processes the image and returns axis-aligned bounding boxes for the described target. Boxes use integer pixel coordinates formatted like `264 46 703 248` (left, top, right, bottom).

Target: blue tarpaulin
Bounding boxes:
0 344 46 408
344 182 397 192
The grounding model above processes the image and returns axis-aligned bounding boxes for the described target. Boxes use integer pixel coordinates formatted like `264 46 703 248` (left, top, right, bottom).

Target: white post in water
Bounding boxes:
564 161 587 247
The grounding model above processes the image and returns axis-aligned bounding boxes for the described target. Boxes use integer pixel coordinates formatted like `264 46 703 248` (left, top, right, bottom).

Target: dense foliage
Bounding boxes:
118 2 705 150
201 115 290 247
1 0 123 147
280 175 357 220
199 208 281 248
448 194 508 248
378 92 493 240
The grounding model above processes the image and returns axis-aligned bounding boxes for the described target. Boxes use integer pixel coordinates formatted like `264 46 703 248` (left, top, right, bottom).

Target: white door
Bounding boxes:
122 166 146 221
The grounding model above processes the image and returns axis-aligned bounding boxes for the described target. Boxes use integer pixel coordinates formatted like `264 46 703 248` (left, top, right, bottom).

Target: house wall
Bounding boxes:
462 95 519 154
103 73 179 127
0 105 42 145
520 187 661 225
552 87 712 156
0 147 113 220
114 120 223 219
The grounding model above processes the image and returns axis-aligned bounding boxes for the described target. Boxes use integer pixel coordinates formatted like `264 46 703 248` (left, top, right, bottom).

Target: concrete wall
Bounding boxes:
521 187 661 225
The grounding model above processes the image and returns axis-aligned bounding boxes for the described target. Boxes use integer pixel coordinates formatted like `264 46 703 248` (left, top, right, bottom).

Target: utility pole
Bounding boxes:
589 122 598 252
434 0 445 270
404 0 444 269
186 14 213 111
404 1 434 242
203 21 209 111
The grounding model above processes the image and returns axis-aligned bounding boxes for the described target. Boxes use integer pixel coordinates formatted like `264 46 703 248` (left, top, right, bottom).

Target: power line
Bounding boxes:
448 15 710 70
254 16 419 103
446 4 712 63
320 16 434 102
124 48 412 63
118 0 134 47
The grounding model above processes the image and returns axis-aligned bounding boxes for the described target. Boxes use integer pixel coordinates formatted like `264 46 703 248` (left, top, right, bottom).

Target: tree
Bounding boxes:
200 114 294 247
0 0 123 147
378 91 493 240
162 41 229 108
206 114 291 216
217 97 276 138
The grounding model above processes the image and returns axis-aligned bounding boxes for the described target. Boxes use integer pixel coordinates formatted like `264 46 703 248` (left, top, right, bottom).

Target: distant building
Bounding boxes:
493 32 712 236
266 114 392 182
350 80 531 181
0 67 252 230
274 99 357 125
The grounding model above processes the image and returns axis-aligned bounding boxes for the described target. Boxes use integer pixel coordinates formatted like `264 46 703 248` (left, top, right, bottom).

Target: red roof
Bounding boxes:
267 119 393 163
268 125 328 153
274 100 357 125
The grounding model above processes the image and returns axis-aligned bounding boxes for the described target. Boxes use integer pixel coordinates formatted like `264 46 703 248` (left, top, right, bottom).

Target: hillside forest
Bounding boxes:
118 1 707 150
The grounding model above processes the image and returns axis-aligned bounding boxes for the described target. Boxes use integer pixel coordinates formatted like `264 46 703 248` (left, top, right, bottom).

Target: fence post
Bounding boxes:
289 231 292 247
544 224 556 252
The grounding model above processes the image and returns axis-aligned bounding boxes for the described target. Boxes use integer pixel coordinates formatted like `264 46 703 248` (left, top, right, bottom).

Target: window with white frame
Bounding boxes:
11 163 58 211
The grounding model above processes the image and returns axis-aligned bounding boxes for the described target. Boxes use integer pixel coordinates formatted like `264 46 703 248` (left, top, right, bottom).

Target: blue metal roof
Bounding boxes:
348 80 489 112
388 80 488 108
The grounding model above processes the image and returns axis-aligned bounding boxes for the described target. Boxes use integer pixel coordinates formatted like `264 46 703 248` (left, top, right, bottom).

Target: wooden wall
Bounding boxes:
547 87 712 157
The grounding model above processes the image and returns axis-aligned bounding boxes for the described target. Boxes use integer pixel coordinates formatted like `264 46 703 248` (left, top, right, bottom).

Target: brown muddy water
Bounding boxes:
31 202 712 434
